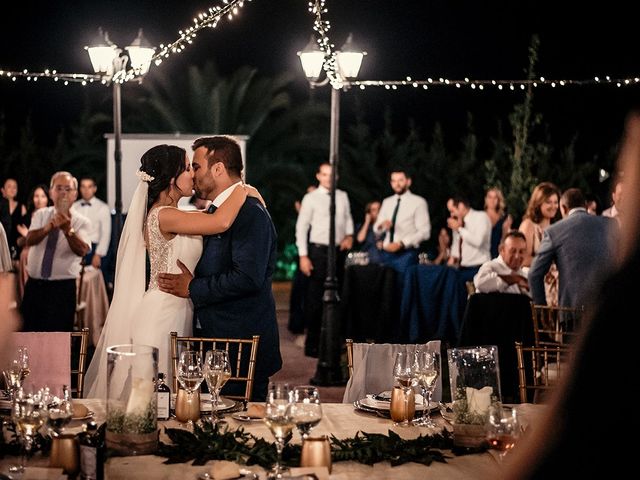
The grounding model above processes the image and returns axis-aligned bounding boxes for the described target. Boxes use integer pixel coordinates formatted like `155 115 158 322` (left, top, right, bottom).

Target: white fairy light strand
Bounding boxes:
0 0 251 86
349 76 640 91
307 0 342 88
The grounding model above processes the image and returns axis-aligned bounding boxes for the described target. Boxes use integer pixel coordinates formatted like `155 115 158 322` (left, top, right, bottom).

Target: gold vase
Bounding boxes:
174 388 201 423
390 386 415 423
300 436 332 473
50 434 79 475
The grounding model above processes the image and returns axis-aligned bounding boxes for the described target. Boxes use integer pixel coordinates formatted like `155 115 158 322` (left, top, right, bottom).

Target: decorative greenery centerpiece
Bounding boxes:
158 420 454 468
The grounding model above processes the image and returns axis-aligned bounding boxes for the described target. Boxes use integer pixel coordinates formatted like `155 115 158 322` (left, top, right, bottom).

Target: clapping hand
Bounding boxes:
158 260 193 298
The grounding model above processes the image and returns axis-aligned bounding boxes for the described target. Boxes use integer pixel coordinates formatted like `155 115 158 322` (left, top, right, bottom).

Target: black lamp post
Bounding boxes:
298 34 366 386
85 28 155 241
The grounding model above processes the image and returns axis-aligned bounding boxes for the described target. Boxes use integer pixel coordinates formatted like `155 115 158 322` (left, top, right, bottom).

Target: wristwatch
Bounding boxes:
66 228 76 237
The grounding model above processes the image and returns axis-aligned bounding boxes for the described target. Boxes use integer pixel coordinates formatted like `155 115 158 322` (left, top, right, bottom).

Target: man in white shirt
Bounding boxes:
602 176 623 225
446 195 492 283
74 177 111 270
374 168 431 273
295 162 354 357
474 230 530 295
23 171 91 331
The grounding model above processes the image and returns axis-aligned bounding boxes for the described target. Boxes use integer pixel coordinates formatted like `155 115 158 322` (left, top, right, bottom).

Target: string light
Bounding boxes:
349 76 640 90
0 0 251 85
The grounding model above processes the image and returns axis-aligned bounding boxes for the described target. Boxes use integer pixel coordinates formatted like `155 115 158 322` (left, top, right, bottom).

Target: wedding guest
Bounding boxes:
446 194 492 282
73 177 111 270
529 188 618 309
432 226 451 265
602 174 623 225
295 163 353 357
355 200 383 264
503 111 640 480
1 178 27 262
519 181 561 306
21 172 91 332
484 187 513 258
16 184 50 299
374 168 431 273
473 230 529 295
585 193 600 215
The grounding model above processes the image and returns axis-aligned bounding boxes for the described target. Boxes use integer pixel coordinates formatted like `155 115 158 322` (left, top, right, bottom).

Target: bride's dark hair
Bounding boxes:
140 144 187 211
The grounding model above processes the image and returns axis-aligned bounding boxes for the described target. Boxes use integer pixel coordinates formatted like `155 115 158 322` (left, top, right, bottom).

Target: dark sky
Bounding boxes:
2 0 640 163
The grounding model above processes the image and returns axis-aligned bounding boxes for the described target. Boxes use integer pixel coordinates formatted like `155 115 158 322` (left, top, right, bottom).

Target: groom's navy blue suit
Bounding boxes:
189 197 282 401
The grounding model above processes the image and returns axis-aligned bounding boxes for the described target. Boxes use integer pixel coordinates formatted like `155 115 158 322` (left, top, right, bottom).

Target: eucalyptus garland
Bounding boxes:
157 420 454 469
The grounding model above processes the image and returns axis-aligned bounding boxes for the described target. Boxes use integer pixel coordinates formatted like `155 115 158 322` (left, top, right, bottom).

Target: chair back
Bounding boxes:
70 328 90 398
531 303 583 347
343 339 442 403
515 341 572 403
74 263 87 330
170 332 259 402
7 329 88 398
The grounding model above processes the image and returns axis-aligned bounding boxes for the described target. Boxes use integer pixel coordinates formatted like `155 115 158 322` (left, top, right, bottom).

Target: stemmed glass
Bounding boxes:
392 350 416 427
46 386 73 437
263 382 295 479
204 349 231 423
10 389 47 475
412 350 440 427
291 385 322 439
177 350 204 428
2 346 29 400
485 404 521 461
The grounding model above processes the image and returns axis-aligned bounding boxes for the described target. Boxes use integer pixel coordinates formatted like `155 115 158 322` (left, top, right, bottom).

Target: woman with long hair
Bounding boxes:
85 145 262 398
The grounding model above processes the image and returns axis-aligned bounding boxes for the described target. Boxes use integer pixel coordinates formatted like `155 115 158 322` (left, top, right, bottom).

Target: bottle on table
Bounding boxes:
157 372 171 421
79 420 105 480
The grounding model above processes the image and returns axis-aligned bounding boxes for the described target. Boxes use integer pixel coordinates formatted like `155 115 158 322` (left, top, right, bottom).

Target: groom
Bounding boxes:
158 136 282 401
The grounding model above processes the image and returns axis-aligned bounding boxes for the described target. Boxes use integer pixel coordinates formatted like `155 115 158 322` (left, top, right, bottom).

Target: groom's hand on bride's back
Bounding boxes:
158 260 193 298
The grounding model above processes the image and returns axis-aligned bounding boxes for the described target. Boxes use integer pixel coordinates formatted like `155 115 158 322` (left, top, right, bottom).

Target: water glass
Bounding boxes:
291 385 322 439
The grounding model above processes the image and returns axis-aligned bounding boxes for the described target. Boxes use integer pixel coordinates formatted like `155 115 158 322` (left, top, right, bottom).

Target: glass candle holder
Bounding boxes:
105 344 158 456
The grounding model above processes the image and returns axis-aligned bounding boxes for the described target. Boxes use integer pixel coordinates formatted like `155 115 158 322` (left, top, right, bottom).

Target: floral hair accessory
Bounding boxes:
136 170 155 182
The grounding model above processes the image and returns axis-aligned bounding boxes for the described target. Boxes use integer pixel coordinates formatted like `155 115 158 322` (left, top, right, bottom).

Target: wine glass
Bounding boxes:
3 359 23 400
177 350 204 428
264 382 295 479
16 346 30 385
392 350 416 427
291 385 322 439
10 389 47 475
412 350 440 428
485 404 521 461
204 349 231 423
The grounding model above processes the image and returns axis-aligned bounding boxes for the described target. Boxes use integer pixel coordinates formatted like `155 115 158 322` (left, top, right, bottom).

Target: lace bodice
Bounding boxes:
145 206 203 291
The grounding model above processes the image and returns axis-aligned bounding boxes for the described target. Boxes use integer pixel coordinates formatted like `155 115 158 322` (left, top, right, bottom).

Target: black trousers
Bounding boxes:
304 244 346 357
22 277 76 332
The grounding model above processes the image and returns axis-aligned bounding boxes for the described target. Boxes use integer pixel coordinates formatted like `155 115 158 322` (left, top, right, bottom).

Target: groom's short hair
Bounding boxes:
192 136 243 179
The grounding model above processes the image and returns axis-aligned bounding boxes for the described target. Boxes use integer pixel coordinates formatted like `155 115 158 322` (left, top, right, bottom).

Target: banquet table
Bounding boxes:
76 268 109 347
0 400 546 479
399 264 468 344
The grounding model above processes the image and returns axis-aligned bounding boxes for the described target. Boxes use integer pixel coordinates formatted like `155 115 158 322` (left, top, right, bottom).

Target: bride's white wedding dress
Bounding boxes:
85 202 202 399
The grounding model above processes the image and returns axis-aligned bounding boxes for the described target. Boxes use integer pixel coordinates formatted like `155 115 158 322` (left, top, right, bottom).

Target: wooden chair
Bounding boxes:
531 303 584 347
515 341 572 403
70 327 90 398
74 263 87 330
170 332 259 402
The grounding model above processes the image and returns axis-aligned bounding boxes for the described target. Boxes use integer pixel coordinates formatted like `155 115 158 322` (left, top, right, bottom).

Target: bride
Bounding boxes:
84 144 258 398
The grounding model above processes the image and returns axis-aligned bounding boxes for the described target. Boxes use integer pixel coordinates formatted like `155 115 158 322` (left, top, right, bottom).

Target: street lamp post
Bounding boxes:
85 28 155 241
298 34 365 386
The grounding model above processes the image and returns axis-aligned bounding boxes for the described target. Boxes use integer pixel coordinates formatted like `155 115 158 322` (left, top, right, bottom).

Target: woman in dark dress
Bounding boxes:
484 186 512 258
1 178 27 262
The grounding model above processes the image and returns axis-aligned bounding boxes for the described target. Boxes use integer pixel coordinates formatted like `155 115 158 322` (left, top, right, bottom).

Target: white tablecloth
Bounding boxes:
1 401 546 479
